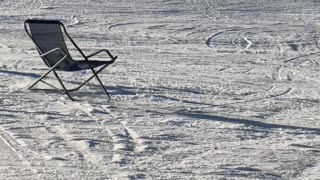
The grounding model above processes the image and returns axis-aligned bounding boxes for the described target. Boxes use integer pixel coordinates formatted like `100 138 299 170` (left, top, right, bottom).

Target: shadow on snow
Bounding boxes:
177 110 320 134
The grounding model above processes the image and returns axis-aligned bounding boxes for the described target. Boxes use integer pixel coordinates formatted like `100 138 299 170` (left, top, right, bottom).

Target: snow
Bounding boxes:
1 0 320 179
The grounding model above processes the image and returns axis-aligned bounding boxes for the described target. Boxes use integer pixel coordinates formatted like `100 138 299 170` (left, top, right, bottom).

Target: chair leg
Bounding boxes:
90 67 111 100
28 59 111 101
66 64 109 92
29 67 75 101
29 67 55 90
29 55 68 90
52 70 75 101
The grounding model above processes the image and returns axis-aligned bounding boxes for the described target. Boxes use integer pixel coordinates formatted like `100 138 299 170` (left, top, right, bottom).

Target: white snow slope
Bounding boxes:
1 0 320 179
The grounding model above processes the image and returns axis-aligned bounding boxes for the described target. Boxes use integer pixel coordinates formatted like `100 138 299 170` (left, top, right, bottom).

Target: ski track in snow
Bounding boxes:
0 128 32 167
2 0 320 179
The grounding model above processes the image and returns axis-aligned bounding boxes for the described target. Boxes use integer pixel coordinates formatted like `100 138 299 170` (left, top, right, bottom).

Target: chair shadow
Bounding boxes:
0 69 209 104
0 69 137 96
176 110 320 134
0 69 41 78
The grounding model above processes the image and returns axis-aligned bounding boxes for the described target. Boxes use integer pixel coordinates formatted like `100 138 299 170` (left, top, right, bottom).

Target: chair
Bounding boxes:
24 19 117 101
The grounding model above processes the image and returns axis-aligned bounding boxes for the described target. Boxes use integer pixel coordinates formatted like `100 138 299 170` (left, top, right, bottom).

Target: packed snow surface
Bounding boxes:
1 0 320 179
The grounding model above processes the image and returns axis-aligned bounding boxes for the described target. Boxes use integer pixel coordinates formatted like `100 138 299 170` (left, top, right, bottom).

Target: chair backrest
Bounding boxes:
24 19 74 70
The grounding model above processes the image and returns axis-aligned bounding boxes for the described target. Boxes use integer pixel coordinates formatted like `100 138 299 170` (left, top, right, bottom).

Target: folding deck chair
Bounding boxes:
24 19 117 101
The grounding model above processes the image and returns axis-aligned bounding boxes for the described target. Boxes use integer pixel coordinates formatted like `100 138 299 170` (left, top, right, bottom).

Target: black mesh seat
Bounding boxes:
24 19 117 100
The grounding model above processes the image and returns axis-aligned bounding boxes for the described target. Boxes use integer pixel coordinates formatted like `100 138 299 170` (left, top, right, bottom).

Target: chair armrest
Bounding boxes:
39 48 69 68
85 49 117 62
40 48 68 58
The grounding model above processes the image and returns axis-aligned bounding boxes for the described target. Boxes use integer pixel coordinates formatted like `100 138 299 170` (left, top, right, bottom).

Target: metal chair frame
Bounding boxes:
24 19 117 101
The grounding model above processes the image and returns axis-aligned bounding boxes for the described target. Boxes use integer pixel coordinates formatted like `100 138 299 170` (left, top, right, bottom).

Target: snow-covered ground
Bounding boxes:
1 0 320 179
